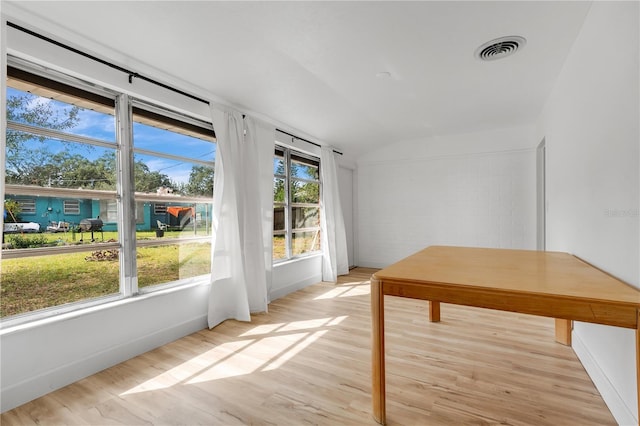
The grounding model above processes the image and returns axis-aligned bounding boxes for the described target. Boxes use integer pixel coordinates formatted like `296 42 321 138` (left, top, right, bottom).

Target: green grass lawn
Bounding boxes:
1 237 211 318
1 231 317 318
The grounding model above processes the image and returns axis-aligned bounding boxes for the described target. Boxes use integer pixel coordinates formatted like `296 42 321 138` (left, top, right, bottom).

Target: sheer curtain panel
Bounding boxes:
207 108 274 329
320 146 349 282
244 116 275 303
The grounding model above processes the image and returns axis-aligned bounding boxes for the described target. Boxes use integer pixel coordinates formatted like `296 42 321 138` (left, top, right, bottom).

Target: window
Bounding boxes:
98 199 118 223
273 146 321 261
3 64 119 319
2 62 216 321
63 200 80 215
131 104 215 289
16 199 35 214
98 199 145 224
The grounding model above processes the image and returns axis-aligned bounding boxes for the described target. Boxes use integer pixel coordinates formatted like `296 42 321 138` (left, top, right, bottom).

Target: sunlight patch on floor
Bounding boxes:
120 315 347 396
314 282 370 300
262 329 328 371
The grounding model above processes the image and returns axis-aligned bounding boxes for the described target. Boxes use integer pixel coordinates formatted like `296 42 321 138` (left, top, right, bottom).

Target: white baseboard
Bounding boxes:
270 274 321 301
573 332 637 426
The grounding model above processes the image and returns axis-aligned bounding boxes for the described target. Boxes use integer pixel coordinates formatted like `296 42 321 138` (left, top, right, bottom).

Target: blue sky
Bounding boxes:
7 87 215 186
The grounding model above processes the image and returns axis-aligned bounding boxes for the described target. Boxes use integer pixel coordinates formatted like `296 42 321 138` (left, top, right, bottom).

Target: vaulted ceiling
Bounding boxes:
5 1 593 159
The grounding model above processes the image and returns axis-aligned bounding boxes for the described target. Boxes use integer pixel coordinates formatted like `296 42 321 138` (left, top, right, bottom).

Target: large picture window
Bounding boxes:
1 61 216 321
273 146 321 261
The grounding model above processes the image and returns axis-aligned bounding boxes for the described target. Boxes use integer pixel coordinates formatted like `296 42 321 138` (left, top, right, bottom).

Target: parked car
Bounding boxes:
4 222 41 233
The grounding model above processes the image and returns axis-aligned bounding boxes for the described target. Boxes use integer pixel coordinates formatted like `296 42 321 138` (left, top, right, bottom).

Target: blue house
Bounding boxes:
5 194 210 233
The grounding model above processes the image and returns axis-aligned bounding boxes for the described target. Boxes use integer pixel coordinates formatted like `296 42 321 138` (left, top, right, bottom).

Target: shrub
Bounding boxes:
7 234 49 249
3 199 22 222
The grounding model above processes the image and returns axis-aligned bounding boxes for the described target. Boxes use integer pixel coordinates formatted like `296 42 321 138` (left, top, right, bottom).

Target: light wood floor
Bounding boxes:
1 268 616 425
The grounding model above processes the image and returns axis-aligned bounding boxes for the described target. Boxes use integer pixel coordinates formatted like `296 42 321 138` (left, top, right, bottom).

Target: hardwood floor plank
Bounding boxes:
1 268 616 425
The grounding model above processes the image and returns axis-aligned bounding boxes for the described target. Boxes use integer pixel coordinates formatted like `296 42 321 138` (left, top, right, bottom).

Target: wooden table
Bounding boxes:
371 246 640 425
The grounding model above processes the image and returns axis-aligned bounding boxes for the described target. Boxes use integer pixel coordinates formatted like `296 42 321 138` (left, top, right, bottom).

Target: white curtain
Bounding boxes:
320 146 349 282
245 116 275 303
207 107 274 329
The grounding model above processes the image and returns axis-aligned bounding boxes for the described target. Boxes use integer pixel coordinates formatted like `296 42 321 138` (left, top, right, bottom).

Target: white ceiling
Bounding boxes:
5 1 592 159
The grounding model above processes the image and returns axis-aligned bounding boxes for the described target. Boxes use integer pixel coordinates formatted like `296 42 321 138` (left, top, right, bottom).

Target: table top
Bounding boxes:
373 246 640 306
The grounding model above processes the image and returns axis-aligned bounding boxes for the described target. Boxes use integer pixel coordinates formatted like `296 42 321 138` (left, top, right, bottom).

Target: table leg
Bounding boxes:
371 276 386 424
636 309 639 426
429 301 441 322
554 319 572 346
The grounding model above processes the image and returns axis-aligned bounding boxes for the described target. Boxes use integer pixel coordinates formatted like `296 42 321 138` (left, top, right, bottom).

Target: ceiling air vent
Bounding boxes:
475 36 526 61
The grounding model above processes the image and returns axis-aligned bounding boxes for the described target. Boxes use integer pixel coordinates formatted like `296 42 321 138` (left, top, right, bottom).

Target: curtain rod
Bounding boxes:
8 22 344 156
277 130 343 156
7 21 210 104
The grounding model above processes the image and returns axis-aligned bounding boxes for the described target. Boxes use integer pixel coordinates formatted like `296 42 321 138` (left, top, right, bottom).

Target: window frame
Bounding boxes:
62 199 80 215
16 198 36 214
273 145 321 262
2 59 216 325
154 203 167 215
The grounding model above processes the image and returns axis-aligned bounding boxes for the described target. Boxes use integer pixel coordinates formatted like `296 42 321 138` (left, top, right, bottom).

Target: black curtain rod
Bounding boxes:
9 22 344 156
277 129 343 156
7 21 210 105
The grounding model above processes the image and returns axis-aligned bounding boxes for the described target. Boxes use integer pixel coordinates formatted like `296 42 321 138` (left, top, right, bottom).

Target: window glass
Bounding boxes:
291 156 319 180
273 152 287 261
7 91 115 142
1 249 120 317
292 206 320 229
16 199 35 214
272 147 321 261
131 106 215 289
3 76 120 319
292 230 321 256
133 121 215 161
63 200 80 214
2 67 217 321
291 181 320 204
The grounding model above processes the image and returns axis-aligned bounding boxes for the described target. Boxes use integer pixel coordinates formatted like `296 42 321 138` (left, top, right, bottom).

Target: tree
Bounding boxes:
274 160 286 203
3 199 22 223
134 159 174 193
185 165 214 196
290 161 320 204
6 92 80 183
6 89 186 194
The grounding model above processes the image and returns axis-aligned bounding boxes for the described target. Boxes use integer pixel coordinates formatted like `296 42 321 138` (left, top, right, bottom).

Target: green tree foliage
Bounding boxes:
3 199 22 223
6 93 80 146
184 165 214 196
134 159 174 193
274 158 320 204
274 158 286 203
290 161 320 204
6 93 80 183
6 90 211 196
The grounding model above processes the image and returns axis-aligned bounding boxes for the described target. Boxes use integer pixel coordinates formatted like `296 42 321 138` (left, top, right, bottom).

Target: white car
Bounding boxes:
4 222 41 233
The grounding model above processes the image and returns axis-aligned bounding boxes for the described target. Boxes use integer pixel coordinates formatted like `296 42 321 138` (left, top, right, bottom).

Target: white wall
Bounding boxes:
537 2 639 424
357 125 538 267
0 282 210 412
271 256 323 300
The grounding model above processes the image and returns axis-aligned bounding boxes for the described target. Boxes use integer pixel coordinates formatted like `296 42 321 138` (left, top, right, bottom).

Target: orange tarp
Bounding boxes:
167 206 194 218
